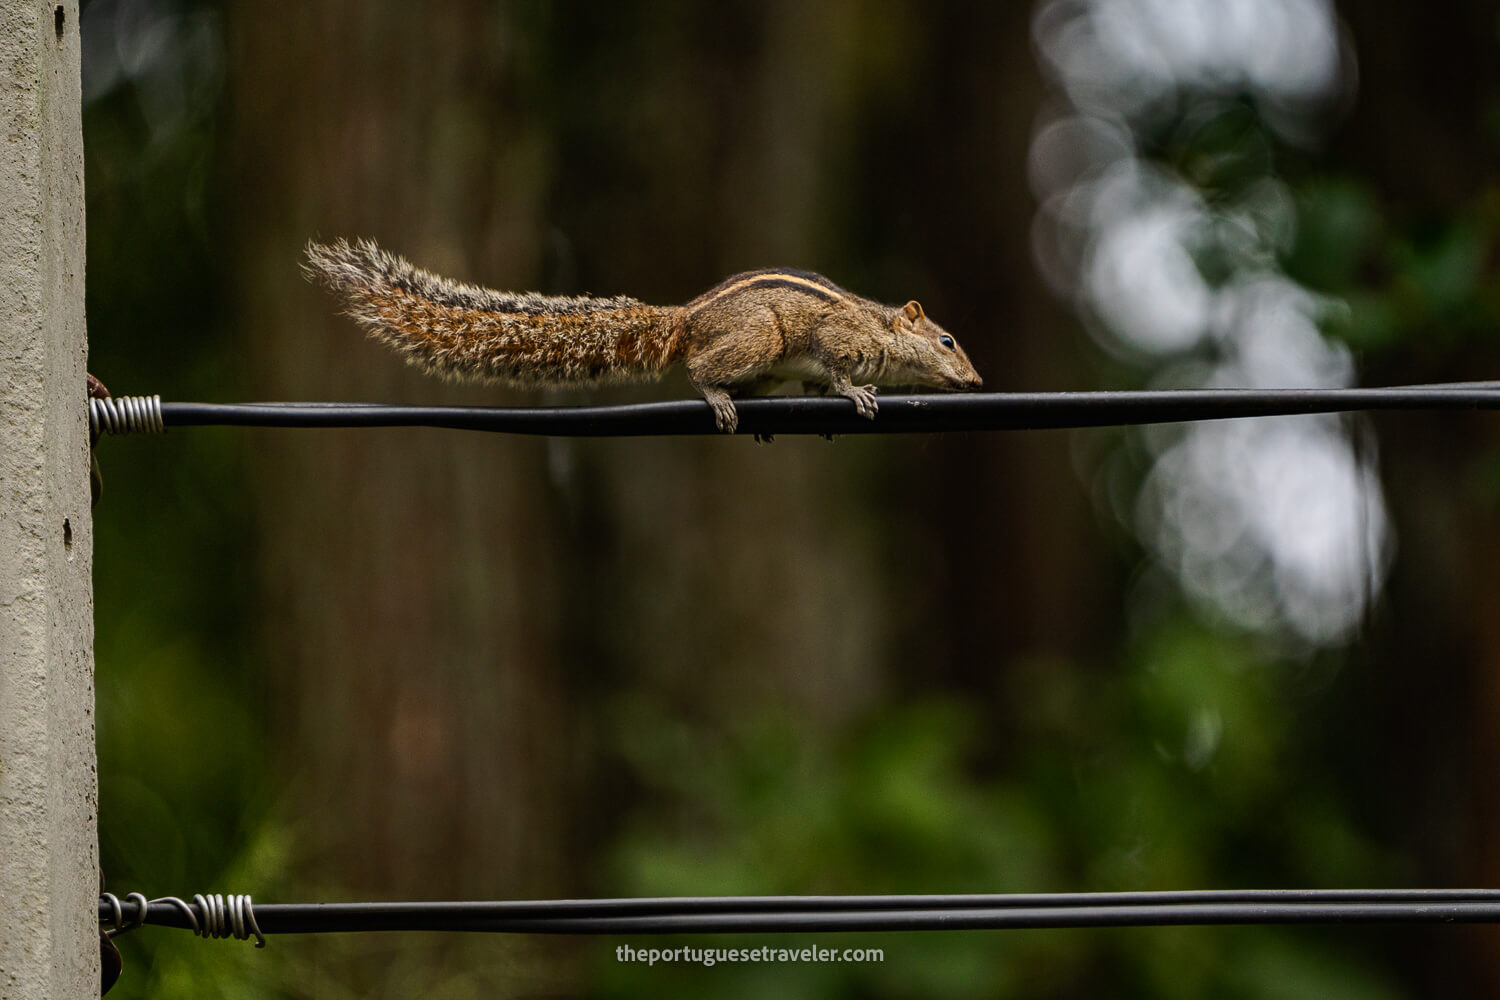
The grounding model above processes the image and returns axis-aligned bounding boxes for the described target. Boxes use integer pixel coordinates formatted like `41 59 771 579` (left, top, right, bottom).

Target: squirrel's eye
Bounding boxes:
939 335 955 351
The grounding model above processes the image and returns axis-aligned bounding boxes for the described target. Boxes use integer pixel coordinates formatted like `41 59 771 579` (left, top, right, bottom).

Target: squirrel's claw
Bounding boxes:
844 384 879 420
713 403 738 434
699 387 739 434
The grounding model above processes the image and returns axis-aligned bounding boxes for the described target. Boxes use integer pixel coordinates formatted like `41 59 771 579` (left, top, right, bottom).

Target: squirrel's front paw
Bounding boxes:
707 395 739 434
844 384 879 420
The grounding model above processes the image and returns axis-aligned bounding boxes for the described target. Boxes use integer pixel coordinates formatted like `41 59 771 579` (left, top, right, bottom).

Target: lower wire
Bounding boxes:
99 890 1500 935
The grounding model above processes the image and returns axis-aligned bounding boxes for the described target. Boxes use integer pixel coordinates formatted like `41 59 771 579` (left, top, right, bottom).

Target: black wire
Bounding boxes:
100 890 1500 935
152 386 1500 437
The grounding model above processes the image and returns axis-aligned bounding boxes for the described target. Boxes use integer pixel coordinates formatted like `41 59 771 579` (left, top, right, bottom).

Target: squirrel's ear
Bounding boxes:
902 300 925 323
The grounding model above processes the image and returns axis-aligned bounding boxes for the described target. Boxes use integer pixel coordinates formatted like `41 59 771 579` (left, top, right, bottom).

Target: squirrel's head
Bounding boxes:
889 301 983 391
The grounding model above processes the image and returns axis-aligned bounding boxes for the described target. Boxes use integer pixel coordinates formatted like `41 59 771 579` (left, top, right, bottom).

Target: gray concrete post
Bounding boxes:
0 2 98 998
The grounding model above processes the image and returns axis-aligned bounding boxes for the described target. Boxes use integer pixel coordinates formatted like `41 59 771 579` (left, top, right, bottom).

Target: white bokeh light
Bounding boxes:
1032 0 1388 645
1034 0 1343 127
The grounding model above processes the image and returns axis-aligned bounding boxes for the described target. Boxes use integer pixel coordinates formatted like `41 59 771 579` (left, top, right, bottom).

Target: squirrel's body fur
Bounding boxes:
305 238 982 433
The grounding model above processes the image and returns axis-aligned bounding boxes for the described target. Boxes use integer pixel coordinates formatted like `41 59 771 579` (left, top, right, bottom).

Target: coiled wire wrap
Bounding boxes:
101 892 149 938
89 394 164 436
100 892 266 947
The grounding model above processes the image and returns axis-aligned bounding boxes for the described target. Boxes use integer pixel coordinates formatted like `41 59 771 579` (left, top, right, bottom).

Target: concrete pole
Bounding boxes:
0 1 98 998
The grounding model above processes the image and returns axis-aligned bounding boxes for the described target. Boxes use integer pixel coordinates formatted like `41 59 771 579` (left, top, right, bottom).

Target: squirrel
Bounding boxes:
304 238 983 433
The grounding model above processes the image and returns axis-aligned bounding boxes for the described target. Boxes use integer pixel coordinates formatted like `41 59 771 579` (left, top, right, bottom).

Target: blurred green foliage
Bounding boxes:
597 622 1403 998
1290 179 1500 352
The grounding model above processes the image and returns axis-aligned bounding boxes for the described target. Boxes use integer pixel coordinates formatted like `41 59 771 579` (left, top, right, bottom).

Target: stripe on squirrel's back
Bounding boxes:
687 269 848 313
716 267 846 292
740 278 844 302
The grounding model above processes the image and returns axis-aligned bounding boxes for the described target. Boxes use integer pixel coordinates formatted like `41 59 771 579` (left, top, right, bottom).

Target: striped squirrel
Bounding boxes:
305 238 982 433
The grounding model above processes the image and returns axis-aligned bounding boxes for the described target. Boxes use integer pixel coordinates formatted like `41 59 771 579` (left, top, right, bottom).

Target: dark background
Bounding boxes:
84 0 1500 996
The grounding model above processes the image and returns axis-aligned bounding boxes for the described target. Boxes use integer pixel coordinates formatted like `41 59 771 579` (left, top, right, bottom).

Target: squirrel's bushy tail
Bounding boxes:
304 238 680 386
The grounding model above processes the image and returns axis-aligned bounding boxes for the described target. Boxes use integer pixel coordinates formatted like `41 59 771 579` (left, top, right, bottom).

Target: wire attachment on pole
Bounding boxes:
89 394 164 437
100 892 266 948
100 892 148 938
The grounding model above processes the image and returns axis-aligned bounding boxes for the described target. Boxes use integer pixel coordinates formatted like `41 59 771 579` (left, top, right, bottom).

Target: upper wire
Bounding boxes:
86 384 1500 438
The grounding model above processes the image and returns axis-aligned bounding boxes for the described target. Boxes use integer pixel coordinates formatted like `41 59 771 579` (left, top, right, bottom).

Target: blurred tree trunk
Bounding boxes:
900 2 1109 698
226 3 584 990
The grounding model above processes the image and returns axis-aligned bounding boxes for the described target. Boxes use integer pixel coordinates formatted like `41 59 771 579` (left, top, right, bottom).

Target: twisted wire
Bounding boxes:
101 892 265 947
89 394 165 436
100 892 149 938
